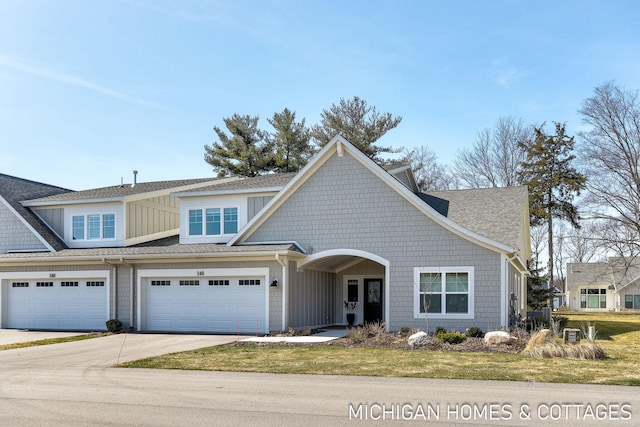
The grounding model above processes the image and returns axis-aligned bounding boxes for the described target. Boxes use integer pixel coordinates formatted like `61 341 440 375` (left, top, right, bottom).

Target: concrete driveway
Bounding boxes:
0 330 240 367
0 329 89 345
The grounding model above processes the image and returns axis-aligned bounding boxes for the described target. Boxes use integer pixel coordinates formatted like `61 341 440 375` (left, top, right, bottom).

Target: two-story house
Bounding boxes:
0 136 530 334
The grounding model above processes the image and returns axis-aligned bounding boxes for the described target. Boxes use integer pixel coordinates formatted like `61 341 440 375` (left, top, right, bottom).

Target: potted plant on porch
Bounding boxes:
344 301 357 326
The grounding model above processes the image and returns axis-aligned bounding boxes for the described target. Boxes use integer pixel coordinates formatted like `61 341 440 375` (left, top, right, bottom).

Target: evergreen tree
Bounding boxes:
519 122 587 307
267 108 314 173
204 114 274 177
310 96 402 162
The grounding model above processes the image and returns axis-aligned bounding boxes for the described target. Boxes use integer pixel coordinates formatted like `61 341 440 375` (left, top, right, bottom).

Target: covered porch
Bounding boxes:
284 249 389 331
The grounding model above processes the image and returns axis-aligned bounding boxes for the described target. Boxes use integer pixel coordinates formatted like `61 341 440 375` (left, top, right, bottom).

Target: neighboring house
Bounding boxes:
567 260 640 311
0 136 530 333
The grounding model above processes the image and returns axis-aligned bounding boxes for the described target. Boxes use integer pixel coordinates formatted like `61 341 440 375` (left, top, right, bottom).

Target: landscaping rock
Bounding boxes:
484 331 516 346
408 331 432 347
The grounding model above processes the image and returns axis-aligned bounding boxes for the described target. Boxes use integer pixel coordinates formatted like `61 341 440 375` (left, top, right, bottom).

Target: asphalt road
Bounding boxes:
0 333 638 426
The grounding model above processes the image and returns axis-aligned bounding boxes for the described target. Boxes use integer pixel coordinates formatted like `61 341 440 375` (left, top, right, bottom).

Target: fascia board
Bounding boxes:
22 197 124 207
172 187 282 198
0 195 55 252
230 135 516 255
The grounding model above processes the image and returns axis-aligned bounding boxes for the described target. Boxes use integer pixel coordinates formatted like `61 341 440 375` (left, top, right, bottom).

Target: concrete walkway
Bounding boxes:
242 328 349 343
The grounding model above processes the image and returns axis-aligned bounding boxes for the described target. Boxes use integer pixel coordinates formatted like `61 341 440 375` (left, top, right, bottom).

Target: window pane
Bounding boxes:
587 295 600 308
580 294 587 308
635 295 640 309
446 273 468 292
600 295 607 309
103 214 115 239
446 294 468 313
189 210 203 235
420 293 442 313
625 295 633 309
72 216 84 240
580 289 586 294
205 208 221 235
223 207 238 234
420 273 441 292
587 289 599 295
87 214 100 240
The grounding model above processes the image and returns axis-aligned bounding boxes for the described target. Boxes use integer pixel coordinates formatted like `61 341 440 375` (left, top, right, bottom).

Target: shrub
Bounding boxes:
398 326 412 337
363 321 386 337
106 319 123 333
465 326 484 338
434 326 447 336
346 328 367 343
437 331 467 344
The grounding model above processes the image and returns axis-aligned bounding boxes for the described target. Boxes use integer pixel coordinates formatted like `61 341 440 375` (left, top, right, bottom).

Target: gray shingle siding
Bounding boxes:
0 201 49 253
246 152 505 331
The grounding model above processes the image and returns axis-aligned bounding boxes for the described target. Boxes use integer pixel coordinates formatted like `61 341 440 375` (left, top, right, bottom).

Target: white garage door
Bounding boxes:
5 279 108 330
144 276 266 333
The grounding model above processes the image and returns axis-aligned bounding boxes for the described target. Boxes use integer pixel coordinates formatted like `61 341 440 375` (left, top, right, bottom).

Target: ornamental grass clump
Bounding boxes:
521 329 606 360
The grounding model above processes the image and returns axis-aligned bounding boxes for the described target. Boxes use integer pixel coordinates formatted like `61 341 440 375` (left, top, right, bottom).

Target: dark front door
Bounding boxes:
364 279 383 323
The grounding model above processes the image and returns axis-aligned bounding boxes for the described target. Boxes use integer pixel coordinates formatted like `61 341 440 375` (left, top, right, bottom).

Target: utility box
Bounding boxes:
563 328 581 344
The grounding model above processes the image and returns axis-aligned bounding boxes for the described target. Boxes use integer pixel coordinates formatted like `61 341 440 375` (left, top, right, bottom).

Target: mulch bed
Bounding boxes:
232 331 527 354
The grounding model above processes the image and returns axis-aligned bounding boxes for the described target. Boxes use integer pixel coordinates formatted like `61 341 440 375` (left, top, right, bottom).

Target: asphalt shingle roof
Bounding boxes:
0 173 72 251
0 234 302 260
23 177 223 204
179 173 297 194
424 186 529 250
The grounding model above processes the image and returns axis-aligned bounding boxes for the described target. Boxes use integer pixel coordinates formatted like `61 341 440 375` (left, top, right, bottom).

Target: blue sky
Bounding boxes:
1 0 639 190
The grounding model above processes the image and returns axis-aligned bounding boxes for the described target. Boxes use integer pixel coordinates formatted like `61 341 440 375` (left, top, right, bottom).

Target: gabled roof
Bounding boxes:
566 262 614 290
230 135 524 258
426 186 529 252
22 177 226 205
0 173 72 251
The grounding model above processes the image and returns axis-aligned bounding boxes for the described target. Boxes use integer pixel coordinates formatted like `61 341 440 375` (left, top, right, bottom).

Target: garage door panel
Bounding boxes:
144 275 265 333
5 278 107 330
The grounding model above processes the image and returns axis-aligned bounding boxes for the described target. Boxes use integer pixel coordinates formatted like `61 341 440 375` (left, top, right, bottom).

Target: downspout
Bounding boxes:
102 258 117 320
275 254 288 332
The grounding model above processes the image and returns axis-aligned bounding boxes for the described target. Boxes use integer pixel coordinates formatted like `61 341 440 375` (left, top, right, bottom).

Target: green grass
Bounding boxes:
0 333 102 351
119 312 640 386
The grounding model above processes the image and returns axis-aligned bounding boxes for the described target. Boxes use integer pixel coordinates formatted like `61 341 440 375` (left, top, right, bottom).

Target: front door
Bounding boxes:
364 279 383 323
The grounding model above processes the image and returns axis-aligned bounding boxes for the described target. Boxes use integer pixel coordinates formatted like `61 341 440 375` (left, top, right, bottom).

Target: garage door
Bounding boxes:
5 279 108 330
143 276 266 333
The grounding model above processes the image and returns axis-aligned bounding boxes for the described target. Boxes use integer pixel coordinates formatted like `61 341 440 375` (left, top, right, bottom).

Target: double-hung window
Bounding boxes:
624 295 640 309
414 267 474 319
72 214 116 241
189 207 238 236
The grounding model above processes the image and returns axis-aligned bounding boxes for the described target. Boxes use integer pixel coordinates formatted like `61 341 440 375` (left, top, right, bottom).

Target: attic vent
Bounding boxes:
132 170 138 187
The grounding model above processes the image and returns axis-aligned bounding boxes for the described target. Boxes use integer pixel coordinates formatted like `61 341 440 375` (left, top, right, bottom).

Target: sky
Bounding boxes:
1 0 639 191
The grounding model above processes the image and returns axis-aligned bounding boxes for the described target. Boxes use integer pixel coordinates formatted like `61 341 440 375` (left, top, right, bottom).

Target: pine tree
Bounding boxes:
204 114 274 177
519 122 587 308
310 96 402 162
267 108 314 173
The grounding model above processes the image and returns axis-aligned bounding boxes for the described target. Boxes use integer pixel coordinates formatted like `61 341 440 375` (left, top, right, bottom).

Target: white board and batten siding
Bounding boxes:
0 270 110 330
137 268 269 334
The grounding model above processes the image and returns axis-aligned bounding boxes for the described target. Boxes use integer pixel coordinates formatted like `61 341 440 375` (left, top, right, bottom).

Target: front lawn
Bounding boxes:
119 312 640 386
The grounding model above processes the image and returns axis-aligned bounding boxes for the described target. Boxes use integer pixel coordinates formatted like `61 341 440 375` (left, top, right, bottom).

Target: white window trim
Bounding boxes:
71 213 117 242
187 206 240 237
413 266 474 320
